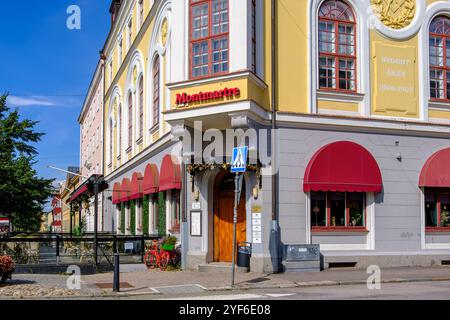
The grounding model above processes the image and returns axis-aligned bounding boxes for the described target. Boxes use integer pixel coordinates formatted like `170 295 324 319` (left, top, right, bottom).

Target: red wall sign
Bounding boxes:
176 87 241 107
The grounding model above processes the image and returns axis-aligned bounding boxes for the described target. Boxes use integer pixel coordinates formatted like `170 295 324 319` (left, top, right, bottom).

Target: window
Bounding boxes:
128 92 133 148
152 56 160 127
150 194 159 233
109 61 113 85
138 76 144 139
118 104 122 157
170 190 181 232
425 189 450 228
311 191 366 230
109 120 113 164
251 0 257 74
127 19 133 51
429 16 450 100
118 38 123 65
138 0 144 28
190 0 229 79
318 0 356 92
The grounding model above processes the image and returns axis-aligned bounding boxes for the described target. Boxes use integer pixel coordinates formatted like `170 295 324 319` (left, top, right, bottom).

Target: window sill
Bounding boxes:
425 227 450 233
125 146 132 154
312 227 368 234
136 136 143 145
149 124 160 135
317 90 365 103
117 155 121 161
429 100 450 109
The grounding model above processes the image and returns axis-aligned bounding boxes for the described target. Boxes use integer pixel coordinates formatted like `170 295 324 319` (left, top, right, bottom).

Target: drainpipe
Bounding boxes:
269 0 281 273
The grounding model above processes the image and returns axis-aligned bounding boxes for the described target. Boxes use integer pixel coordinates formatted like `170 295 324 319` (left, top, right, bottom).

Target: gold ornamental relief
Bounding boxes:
371 0 416 30
160 18 168 47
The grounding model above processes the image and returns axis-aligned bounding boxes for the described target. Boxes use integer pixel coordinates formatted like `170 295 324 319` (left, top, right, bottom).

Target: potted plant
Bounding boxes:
441 206 449 227
161 236 177 251
0 256 15 282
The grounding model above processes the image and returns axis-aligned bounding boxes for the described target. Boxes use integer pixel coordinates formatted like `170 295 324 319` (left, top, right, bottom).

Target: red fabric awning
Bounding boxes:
303 141 383 193
69 185 89 203
129 172 144 200
419 148 450 187
112 182 122 204
120 178 131 202
159 155 182 192
143 164 159 195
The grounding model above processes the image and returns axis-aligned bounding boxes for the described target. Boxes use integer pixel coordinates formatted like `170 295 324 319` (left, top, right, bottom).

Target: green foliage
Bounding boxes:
120 203 125 234
441 208 449 227
130 200 136 236
0 94 54 231
142 195 149 235
158 192 166 236
73 216 86 237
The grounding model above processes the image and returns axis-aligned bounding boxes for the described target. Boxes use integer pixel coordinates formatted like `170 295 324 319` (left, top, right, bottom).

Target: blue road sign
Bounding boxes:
231 146 248 173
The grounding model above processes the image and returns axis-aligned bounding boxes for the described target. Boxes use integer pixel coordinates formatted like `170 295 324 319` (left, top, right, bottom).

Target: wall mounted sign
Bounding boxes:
252 212 262 244
190 210 202 237
176 87 241 107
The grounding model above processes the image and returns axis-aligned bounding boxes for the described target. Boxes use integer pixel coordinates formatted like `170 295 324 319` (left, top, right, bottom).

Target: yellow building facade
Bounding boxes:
95 0 450 272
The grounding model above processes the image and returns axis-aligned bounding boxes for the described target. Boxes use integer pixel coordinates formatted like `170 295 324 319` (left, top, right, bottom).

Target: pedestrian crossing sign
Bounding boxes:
231 146 248 173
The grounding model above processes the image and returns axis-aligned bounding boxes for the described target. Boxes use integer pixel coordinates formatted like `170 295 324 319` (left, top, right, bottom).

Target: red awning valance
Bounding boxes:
159 155 182 192
112 182 122 205
419 148 450 188
120 178 131 202
304 141 383 193
68 185 89 203
130 172 144 200
143 164 159 195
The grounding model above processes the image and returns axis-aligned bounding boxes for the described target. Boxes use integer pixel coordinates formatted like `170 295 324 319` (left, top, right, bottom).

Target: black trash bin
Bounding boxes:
237 242 252 268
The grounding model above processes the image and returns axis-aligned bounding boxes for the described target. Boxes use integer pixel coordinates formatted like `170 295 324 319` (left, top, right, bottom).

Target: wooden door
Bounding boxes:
214 173 246 262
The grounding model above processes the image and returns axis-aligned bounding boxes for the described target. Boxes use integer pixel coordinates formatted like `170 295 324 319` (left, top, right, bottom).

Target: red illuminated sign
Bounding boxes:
176 87 241 106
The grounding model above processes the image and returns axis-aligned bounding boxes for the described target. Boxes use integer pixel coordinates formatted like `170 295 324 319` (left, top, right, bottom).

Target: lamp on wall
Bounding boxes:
252 186 259 200
193 189 200 202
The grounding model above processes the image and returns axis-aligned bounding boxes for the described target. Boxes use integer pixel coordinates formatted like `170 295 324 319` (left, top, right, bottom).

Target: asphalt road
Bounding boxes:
119 280 450 300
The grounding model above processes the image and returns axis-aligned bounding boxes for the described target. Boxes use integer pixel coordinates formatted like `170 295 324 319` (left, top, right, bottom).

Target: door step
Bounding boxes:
198 263 249 273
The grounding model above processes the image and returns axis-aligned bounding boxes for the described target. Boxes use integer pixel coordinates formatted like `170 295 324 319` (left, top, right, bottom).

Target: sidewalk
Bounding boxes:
79 265 450 296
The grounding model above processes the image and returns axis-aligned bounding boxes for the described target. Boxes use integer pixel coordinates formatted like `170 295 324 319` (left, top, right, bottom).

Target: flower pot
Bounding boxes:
161 244 174 251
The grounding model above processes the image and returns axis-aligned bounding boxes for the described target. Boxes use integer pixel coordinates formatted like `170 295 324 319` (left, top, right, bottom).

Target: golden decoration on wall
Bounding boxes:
161 18 168 47
371 0 416 30
133 66 138 87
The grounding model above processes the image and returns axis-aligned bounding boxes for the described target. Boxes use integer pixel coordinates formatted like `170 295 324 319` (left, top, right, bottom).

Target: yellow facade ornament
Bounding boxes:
161 18 168 47
113 99 118 121
371 0 416 30
133 66 138 87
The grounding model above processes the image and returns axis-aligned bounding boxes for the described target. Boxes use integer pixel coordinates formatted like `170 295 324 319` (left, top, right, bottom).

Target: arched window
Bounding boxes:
109 119 113 164
318 0 356 92
429 16 450 100
118 104 122 158
128 92 133 148
138 76 144 139
152 56 160 127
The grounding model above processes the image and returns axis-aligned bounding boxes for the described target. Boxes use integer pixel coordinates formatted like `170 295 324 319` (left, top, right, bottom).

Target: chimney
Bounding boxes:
109 0 123 26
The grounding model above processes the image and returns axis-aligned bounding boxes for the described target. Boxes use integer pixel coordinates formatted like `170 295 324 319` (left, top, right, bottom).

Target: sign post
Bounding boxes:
230 146 248 287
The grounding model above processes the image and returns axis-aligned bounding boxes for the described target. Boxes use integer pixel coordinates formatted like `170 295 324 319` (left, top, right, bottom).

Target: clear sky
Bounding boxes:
0 1 110 184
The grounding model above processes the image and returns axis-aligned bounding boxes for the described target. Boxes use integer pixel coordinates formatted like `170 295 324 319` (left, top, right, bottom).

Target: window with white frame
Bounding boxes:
429 16 450 101
138 76 144 139
318 0 356 92
311 191 366 230
118 38 123 65
152 56 160 127
127 92 133 149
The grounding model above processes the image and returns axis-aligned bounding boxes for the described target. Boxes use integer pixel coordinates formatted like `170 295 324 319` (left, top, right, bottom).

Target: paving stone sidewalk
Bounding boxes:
2 266 449 298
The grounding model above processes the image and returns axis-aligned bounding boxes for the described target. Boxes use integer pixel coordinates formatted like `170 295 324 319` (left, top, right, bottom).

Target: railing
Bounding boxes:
0 234 162 267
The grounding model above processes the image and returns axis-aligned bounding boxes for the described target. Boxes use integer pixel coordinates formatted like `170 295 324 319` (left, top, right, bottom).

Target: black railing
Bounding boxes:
0 234 161 267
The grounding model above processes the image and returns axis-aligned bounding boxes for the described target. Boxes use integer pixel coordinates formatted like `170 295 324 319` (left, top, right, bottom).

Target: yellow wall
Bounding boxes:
318 100 359 113
430 109 450 120
276 0 309 113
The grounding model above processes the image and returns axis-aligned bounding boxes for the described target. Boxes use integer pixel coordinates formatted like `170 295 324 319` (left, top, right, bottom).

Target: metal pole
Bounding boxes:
69 202 73 237
56 235 60 264
141 235 145 263
231 173 239 287
113 253 120 292
94 179 99 268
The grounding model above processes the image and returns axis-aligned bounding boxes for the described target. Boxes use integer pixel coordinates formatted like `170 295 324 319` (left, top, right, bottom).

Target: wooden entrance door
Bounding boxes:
214 172 246 262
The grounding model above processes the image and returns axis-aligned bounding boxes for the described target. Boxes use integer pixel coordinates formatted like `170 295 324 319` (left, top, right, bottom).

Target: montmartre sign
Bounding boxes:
175 87 241 107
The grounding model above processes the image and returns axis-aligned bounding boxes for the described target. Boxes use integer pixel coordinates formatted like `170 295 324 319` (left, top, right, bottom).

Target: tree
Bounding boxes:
0 94 54 231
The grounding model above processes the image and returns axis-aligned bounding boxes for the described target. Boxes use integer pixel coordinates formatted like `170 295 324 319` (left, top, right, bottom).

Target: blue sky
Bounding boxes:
0 1 110 184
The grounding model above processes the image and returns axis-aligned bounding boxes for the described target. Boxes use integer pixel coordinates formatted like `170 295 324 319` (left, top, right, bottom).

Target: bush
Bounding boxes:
0 256 15 282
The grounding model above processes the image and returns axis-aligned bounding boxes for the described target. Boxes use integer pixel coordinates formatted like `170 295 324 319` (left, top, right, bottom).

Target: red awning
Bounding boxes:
419 148 450 187
159 155 182 192
68 185 89 203
130 172 144 200
112 182 122 204
143 164 159 195
120 178 131 202
304 141 383 193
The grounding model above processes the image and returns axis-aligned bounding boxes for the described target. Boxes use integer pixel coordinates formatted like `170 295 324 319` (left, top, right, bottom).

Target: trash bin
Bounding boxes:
237 242 252 268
